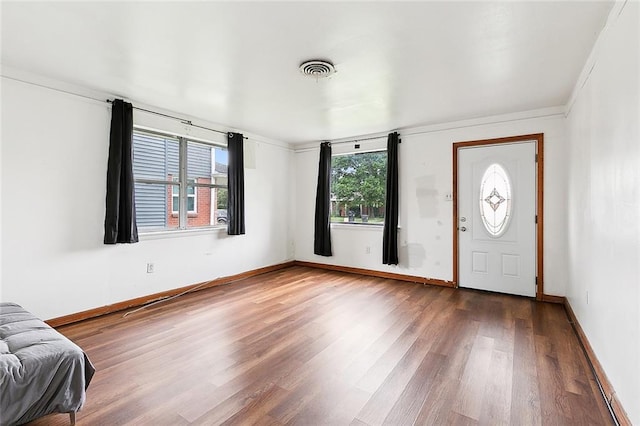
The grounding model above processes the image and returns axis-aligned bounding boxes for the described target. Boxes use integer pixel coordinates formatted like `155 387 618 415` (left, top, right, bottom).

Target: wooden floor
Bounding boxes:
30 266 612 425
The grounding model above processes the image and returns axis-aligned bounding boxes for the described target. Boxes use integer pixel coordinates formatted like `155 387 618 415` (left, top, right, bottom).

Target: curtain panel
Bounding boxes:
314 142 333 256
104 99 138 244
227 132 246 235
382 132 399 264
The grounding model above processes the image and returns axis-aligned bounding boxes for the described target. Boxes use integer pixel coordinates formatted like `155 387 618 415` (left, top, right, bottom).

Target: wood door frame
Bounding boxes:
453 133 544 300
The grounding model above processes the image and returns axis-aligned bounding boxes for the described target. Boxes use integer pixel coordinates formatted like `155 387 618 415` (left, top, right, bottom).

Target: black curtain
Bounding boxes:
314 142 332 256
104 99 138 244
383 132 399 264
227 132 245 235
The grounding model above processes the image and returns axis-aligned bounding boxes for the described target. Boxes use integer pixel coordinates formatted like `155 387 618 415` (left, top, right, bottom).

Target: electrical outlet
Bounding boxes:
365 246 371 254
146 263 155 273
445 193 453 201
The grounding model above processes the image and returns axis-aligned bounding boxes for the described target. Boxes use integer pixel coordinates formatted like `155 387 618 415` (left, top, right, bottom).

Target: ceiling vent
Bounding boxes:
299 60 336 79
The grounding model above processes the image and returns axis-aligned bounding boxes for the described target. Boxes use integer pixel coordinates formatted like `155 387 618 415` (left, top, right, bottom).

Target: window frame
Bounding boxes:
132 127 227 232
330 148 388 227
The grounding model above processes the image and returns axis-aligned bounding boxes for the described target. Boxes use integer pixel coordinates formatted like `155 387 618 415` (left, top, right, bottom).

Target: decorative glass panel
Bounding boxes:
479 163 512 237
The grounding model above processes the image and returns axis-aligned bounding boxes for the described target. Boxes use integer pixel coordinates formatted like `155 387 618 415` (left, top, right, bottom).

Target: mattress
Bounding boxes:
0 302 95 425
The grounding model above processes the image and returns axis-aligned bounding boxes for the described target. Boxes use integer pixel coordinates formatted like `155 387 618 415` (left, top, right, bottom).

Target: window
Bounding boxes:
132 129 228 232
171 178 196 214
479 163 512 237
331 150 387 225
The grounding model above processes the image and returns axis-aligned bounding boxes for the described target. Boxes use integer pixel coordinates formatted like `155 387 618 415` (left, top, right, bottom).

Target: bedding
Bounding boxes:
0 303 95 425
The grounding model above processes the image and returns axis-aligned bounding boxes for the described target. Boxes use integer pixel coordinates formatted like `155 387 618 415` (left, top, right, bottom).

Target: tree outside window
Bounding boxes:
331 151 386 224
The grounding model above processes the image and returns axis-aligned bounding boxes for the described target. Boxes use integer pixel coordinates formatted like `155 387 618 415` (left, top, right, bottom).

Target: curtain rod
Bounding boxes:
327 132 401 146
3 76 247 139
312 131 401 147
107 99 248 139
329 135 388 146
294 133 399 153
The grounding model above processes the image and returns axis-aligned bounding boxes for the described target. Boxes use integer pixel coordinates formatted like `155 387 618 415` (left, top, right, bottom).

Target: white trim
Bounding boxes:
293 106 565 153
565 1 627 117
331 223 385 230
332 146 387 157
0 65 292 152
139 225 227 240
1 65 563 154
134 125 226 148
330 223 402 232
0 65 110 108
402 106 565 137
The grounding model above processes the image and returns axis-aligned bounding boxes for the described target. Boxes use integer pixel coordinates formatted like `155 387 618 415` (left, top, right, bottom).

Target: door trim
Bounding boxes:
453 133 544 300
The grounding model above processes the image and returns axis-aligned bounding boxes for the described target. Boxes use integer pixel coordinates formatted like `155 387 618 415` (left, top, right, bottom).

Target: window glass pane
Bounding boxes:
216 188 228 209
133 131 179 181
185 184 197 214
214 147 229 168
184 142 226 229
134 134 228 232
187 141 212 182
215 188 228 225
479 163 512 237
330 151 387 225
188 142 229 185
134 182 179 231
183 186 226 228
187 181 196 195
187 195 195 212
185 142 212 178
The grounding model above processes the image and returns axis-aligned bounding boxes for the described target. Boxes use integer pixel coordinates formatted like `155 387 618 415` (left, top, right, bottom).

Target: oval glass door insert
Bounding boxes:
479 163 512 237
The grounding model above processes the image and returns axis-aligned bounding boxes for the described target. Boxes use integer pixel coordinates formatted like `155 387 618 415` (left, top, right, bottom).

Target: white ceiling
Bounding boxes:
1 1 612 144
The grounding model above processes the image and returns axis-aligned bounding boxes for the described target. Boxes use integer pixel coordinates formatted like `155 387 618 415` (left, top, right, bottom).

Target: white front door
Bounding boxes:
458 142 537 297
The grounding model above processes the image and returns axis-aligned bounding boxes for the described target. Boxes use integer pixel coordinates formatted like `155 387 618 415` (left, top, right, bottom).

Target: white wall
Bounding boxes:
0 77 294 320
295 110 568 296
2 5 637 419
565 2 639 423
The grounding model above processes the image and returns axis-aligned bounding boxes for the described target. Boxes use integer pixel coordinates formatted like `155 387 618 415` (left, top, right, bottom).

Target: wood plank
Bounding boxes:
510 318 542 426
45 261 296 327
294 260 455 287
564 298 629 424
26 266 614 426
381 351 447 425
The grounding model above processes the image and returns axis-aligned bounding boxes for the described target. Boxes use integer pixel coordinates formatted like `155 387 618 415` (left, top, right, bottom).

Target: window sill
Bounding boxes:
330 223 401 231
139 225 227 240
330 223 385 231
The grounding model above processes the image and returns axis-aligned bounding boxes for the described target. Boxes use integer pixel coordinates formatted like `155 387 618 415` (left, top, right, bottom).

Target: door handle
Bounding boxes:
459 226 467 232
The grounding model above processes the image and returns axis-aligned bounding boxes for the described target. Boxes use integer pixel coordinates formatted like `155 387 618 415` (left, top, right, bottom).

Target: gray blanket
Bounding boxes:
0 303 95 425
